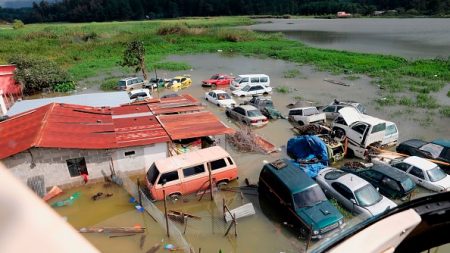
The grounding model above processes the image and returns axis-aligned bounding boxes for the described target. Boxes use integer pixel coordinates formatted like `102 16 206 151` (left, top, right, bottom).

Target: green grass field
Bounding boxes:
1 17 448 113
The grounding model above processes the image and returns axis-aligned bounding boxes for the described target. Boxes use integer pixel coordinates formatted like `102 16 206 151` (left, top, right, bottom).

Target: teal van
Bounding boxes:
258 159 344 239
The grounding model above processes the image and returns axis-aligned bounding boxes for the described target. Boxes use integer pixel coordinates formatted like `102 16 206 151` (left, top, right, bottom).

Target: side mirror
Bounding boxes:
350 199 356 205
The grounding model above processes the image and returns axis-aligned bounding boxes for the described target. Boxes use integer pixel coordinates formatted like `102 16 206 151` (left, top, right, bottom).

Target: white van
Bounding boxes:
230 74 270 91
381 121 399 147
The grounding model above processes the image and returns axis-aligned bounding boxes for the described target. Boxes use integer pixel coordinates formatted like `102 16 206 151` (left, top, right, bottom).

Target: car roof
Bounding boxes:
328 170 368 191
263 159 316 194
400 139 427 148
403 156 437 170
238 105 258 110
210 90 228 94
371 164 407 180
432 139 450 148
237 74 268 77
120 77 139 81
289 106 316 111
154 146 230 173
338 107 385 126
129 88 150 94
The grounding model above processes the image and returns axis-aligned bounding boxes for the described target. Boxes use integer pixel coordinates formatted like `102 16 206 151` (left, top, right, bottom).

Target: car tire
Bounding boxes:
205 97 208 101
298 121 304 126
240 95 245 98
216 180 229 189
168 193 181 201
211 84 217 89
216 103 220 107
225 111 230 117
263 92 268 96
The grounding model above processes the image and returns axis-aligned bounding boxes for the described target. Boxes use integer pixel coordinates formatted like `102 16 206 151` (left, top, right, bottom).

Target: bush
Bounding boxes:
283 69 300 78
12 19 24 29
157 24 189 35
416 94 438 109
9 55 72 95
216 29 256 42
275 86 289 93
440 106 450 117
398 96 414 106
53 81 76 92
100 78 118 91
376 95 397 106
447 90 450 97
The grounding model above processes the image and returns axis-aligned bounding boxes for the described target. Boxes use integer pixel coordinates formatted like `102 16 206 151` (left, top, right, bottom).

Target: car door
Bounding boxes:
234 107 246 122
331 182 356 212
322 105 336 119
406 166 429 189
347 123 369 146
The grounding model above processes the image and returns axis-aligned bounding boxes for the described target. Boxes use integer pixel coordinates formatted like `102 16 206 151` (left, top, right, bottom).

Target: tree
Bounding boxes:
9 55 72 95
121 41 148 80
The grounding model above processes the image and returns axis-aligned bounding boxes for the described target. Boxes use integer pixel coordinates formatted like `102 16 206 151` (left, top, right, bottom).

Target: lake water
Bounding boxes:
248 18 450 59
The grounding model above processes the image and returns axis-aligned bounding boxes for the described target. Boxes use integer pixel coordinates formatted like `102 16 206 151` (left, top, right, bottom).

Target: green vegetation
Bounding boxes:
329 198 352 220
275 86 290 94
343 75 360 81
440 106 450 117
0 17 448 113
376 95 397 106
283 69 301 78
53 81 76 92
447 90 450 97
121 40 148 80
12 19 24 29
100 78 118 91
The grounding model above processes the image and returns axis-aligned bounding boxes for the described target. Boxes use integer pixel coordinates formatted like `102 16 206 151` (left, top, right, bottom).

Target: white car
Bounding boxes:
231 84 272 97
204 90 236 108
386 156 450 192
316 168 397 219
128 88 152 101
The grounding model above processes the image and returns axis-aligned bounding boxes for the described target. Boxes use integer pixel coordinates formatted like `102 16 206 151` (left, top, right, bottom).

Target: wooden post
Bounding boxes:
233 213 237 236
305 223 313 252
207 162 214 201
222 198 226 221
137 179 142 206
183 216 188 235
163 189 170 238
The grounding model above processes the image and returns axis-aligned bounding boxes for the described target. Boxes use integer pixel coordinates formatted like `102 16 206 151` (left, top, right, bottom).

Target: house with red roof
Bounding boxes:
0 95 234 190
0 65 22 115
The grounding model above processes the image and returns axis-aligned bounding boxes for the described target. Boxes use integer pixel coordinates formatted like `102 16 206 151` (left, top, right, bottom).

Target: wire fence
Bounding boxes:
118 171 192 253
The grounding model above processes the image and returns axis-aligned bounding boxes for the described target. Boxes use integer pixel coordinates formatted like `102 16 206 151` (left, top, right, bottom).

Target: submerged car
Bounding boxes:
128 88 152 101
204 90 236 108
386 156 450 192
166 75 192 90
118 77 145 91
225 105 268 127
340 163 416 199
396 139 450 171
316 168 397 219
244 96 283 119
231 84 272 97
201 73 234 88
258 159 344 239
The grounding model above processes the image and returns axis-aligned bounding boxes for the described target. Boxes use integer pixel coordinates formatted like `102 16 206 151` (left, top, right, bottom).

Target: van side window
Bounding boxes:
227 157 234 165
183 164 206 177
289 109 302 116
251 77 259 83
239 77 248 83
260 77 268 82
210 159 227 170
158 171 179 184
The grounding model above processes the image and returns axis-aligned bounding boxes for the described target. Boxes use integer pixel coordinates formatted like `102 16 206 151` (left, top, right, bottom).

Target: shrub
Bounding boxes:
398 96 414 106
100 78 118 91
275 86 289 93
376 95 397 106
440 106 450 117
216 29 256 42
9 55 72 95
283 69 300 78
416 94 438 109
157 24 189 35
447 90 450 97
12 19 24 29
53 81 76 92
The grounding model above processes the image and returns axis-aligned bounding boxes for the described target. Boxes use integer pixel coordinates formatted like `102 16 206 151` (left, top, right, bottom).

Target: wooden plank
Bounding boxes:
79 227 145 234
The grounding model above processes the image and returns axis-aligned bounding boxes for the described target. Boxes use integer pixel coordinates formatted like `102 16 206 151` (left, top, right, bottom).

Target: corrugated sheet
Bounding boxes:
158 111 235 140
147 94 204 115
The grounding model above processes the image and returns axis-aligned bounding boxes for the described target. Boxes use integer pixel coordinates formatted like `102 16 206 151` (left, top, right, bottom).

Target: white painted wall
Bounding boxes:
112 142 167 174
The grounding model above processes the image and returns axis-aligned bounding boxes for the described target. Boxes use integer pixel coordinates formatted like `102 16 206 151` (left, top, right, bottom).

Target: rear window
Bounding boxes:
130 92 148 99
146 164 159 185
371 122 386 133
210 159 227 170
260 77 268 82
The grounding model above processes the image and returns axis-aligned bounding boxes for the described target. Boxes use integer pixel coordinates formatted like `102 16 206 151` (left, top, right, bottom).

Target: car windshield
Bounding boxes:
211 75 219 80
427 166 447 182
217 93 231 100
293 185 327 208
241 85 251 92
419 143 444 159
247 110 262 117
118 81 126 87
146 164 160 185
355 184 382 207
172 78 181 83
400 177 415 192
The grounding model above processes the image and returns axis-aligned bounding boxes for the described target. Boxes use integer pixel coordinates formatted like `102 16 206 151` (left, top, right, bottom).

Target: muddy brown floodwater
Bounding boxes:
56 53 448 253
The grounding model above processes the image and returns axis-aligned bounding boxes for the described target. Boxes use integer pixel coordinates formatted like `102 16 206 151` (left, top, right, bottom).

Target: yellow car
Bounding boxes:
166 75 192 91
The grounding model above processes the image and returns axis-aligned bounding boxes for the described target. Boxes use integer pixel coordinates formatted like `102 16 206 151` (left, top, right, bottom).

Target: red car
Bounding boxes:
201 74 234 88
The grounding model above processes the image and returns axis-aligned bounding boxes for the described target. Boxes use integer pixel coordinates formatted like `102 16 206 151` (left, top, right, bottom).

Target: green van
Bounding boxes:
258 159 344 239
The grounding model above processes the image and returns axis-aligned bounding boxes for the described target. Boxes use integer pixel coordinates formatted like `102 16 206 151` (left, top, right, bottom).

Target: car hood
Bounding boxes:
337 107 361 126
296 201 343 230
435 175 450 190
364 196 397 216
202 79 216 83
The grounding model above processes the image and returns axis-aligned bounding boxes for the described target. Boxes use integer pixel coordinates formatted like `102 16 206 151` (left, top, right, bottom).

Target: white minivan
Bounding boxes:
230 74 270 91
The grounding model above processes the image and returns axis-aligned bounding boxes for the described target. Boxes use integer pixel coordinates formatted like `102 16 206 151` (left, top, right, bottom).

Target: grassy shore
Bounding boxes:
0 17 448 114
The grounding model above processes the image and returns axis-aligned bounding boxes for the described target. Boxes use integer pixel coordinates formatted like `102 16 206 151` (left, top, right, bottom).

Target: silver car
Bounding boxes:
316 168 397 219
225 105 268 127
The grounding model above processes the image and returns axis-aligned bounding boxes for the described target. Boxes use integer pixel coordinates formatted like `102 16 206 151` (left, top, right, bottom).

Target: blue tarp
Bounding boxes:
287 135 329 178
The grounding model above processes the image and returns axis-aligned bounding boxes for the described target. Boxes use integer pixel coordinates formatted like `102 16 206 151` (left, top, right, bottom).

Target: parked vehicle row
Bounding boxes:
118 75 193 92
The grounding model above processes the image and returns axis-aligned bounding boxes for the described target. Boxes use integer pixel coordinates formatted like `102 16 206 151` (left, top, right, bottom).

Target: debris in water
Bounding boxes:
51 192 80 208
140 234 147 249
43 186 63 202
146 244 161 253
91 192 113 201
79 226 145 234
135 205 145 212
164 244 175 250
226 127 277 154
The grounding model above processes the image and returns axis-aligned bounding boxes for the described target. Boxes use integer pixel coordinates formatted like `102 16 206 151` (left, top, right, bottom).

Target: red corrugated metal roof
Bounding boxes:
158 111 235 140
0 94 235 159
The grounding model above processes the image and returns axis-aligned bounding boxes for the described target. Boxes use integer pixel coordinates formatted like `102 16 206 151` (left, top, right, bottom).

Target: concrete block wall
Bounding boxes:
2 143 168 190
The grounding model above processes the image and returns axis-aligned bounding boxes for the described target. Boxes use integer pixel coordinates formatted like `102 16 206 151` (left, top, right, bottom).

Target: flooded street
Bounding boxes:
54 53 450 252
247 18 450 59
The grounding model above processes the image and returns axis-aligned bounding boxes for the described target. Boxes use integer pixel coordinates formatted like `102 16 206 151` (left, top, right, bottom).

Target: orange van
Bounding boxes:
145 146 238 201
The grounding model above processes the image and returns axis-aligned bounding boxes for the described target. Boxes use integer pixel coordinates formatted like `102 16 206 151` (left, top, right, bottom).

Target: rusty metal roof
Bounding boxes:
158 111 235 140
0 94 235 159
0 103 170 159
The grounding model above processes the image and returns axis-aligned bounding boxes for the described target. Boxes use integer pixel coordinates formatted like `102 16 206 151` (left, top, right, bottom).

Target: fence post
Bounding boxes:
163 189 170 238
207 162 214 201
137 178 142 206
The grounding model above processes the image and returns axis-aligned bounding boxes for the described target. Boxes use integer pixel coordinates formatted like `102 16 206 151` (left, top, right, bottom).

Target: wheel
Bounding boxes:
297 121 304 126
205 97 208 101
216 103 220 107
240 95 245 98
216 180 228 189
225 111 230 117
168 193 181 201
263 92 268 96
211 84 217 89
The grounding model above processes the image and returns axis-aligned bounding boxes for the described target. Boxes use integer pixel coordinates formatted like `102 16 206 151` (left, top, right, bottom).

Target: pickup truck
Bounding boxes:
244 97 283 119
288 107 326 126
